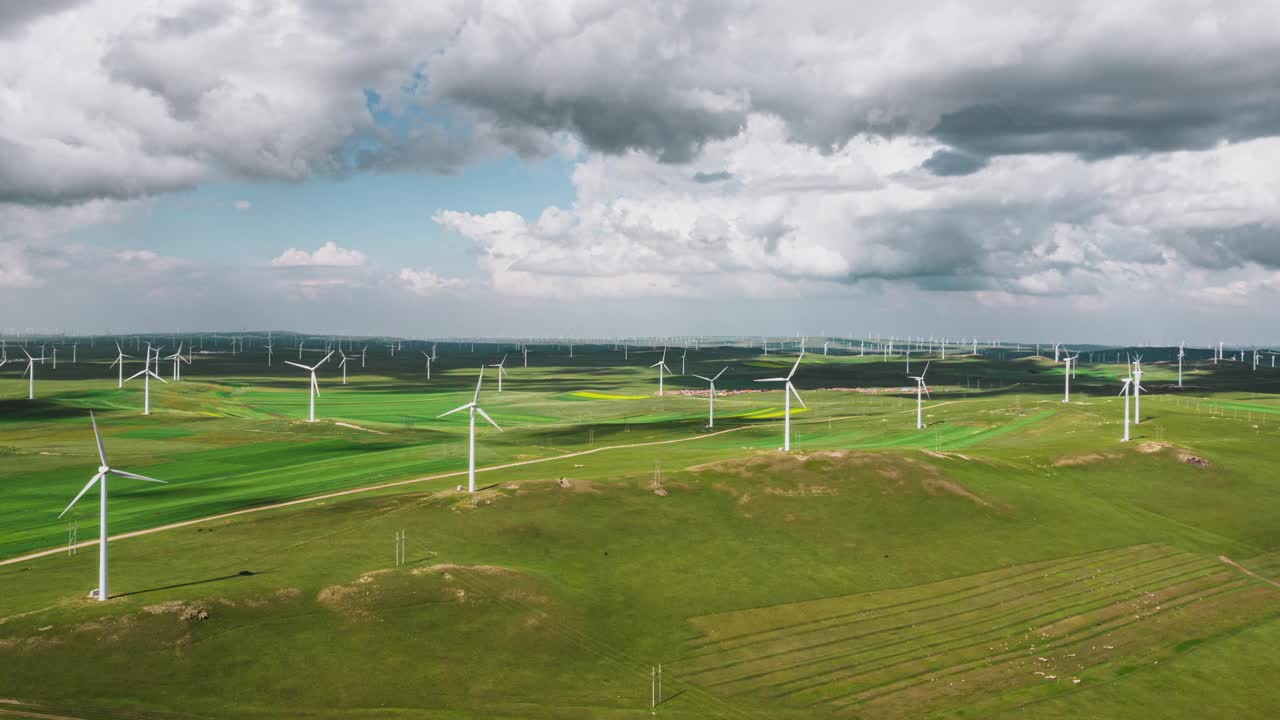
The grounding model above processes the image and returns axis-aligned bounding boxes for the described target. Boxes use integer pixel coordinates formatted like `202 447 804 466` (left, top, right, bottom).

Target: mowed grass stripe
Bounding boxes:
700 551 1220 696
684 544 1165 657
821 571 1254 709
680 545 1191 681
837 576 1275 714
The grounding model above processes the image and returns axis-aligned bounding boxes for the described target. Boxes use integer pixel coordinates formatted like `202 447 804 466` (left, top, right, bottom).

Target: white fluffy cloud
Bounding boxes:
397 267 466 295
270 242 367 268
4 2 1280 337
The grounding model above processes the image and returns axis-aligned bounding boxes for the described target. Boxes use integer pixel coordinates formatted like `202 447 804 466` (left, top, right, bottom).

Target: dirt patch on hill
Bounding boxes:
1136 441 1169 454
695 451 1000 512
1180 454 1211 468
922 477 992 508
1053 453 1115 467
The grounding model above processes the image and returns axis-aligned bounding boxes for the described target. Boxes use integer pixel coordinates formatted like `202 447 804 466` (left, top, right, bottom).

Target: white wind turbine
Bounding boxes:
681 348 688 374
692 367 729 428
489 354 508 392
422 351 433 379
651 348 673 396
361 344 369 368
265 342 274 367
125 347 167 415
437 367 502 493
20 347 48 400
909 361 931 429
285 351 333 423
109 342 132 388
1062 352 1079 402
1177 342 1185 388
754 354 805 451
58 412 166 601
338 351 353 384
165 343 185 381
1119 373 1136 442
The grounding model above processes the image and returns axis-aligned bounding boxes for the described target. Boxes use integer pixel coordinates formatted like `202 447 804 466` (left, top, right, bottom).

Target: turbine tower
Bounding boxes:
20 347 48 400
58 412 166 601
285 351 333 423
1119 374 1135 442
125 347 168 415
437 367 502 493
1063 352 1079 402
754 354 805 451
1177 342 1185 387
651 348 673 396
691 367 729 428
909 361 931 430
489 354 508 392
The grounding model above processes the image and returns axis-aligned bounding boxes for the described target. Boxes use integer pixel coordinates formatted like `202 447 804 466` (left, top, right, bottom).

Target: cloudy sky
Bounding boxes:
3 1 1280 342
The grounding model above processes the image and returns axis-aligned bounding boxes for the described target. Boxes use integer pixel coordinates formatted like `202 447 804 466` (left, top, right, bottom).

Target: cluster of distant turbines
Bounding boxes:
6 332 1271 603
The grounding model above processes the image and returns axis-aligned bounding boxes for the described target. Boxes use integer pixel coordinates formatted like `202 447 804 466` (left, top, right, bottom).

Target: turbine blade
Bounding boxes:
109 469 165 483
755 377 786 382
126 368 147 381
284 361 310 370
90 411 108 467
151 371 168 383
437 402 473 418
713 366 728 381
473 367 484 403
786 352 805 379
692 375 712 382
59 473 103 518
475 406 503 432
788 382 806 408
311 374 319 396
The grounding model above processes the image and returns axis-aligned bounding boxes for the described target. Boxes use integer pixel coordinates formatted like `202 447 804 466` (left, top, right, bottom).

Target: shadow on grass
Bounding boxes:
114 569 266 598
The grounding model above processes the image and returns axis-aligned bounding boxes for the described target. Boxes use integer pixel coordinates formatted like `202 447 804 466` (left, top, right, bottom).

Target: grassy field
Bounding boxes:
2 340 1279 718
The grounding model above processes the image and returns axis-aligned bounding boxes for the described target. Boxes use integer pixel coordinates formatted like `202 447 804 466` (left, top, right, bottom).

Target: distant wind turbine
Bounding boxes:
125 347 167 415
422 351 433 379
692 367 729 428
108 342 132 388
651 348 673 396
58 412 166 601
909 361 931 430
755 354 805 451
437 367 502 493
489 354 508 392
285 351 333 423
1062 352 1079 402
20 347 48 400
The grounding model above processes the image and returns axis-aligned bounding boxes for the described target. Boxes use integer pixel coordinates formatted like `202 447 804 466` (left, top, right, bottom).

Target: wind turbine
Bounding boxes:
125 347 167 415
909 361 931 430
681 349 688 374
651 348 673 396
1119 374 1134 442
489 354 508 392
1062 352 1079 402
338 351 352 384
108 342 132 388
1177 342 1185 387
422 351 433 379
20 347 48 400
265 342 274 367
692 367 729 428
754 354 805 451
58 412 166 601
437 367 502 493
165 343 185 381
285 351 333 422
361 344 368 368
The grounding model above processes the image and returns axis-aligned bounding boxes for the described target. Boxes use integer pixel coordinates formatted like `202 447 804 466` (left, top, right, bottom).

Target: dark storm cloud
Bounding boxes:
1172 226 1280 270
921 150 987 177
0 0 85 36
693 170 733 183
